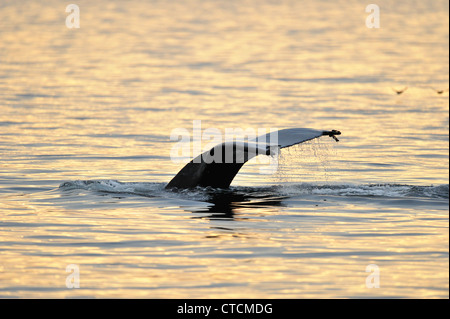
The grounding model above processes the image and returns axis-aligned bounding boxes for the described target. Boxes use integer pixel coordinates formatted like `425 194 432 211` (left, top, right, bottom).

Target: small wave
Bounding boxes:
59 180 448 200
275 183 449 199
59 180 165 196
59 180 212 202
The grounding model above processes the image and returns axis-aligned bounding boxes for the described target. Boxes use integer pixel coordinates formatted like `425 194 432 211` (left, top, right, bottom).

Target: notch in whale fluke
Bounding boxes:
165 128 341 189
322 129 341 142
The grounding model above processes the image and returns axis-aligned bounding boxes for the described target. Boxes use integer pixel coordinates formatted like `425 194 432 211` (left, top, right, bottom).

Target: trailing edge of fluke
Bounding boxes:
165 128 341 189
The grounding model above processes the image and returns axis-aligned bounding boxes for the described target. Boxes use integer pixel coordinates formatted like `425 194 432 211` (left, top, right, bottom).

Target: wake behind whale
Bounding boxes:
59 180 449 200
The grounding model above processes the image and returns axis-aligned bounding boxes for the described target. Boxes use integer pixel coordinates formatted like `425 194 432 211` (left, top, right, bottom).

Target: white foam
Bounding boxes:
60 180 448 200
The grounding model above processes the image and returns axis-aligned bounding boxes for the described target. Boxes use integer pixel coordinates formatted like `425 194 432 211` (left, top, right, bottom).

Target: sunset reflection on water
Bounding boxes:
0 0 448 298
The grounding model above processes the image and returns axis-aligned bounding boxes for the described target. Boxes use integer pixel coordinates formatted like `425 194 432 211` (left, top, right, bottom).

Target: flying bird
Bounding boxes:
431 88 449 94
392 87 408 95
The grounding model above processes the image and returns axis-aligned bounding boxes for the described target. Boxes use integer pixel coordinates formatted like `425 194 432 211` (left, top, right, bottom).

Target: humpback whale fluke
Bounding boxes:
165 128 341 189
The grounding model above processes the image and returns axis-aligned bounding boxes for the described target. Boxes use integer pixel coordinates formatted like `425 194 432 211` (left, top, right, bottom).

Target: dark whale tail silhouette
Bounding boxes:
165 128 341 189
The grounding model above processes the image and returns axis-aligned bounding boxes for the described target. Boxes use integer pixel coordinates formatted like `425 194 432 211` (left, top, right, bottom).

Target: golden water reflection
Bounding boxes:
0 0 448 298
0 194 447 298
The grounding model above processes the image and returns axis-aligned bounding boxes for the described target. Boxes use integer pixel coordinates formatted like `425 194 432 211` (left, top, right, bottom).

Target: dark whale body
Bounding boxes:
166 128 341 189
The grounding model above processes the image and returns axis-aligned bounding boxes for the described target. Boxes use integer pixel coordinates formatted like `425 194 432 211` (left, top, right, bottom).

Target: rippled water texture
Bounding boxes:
0 0 448 298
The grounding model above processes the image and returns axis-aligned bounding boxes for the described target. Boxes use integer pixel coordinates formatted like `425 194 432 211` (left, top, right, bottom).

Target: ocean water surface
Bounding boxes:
0 0 448 298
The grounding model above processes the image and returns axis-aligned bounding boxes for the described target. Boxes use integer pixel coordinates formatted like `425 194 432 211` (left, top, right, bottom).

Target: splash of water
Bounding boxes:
272 138 338 186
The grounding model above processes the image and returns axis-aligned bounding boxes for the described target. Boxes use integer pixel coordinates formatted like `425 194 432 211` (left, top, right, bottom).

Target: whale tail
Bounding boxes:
165 128 341 189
